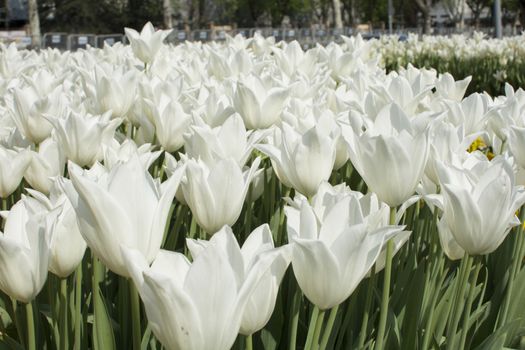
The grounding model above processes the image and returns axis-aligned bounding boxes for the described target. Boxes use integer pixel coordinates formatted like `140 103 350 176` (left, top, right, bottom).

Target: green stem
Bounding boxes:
25 302 36 350
375 206 397 349
288 287 302 350
311 309 326 350
245 334 253 350
304 306 320 350
130 281 142 350
59 278 68 350
446 253 473 349
320 305 339 350
74 265 82 350
458 256 482 350
358 268 376 348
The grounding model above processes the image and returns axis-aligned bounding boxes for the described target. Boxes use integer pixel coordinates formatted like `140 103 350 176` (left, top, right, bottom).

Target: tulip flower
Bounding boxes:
437 155 525 256
26 184 87 278
435 73 472 102
143 94 191 153
62 152 185 277
121 226 283 350
24 138 65 194
92 67 138 119
344 103 429 207
256 122 337 198
0 197 51 302
186 225 291 335
124 22 170 65
0 145 31 198
285 188 406 310
184 114 267 167
10 86 64 144
507 126 525 169
233 75 288 129
180 157 260 234
47 110 122 168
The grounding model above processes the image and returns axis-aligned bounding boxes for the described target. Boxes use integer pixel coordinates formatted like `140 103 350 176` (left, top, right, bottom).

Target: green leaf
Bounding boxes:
93 288 116 350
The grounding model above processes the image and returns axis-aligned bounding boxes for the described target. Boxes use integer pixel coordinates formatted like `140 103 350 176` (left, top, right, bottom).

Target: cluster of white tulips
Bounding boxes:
1 22 525 349
374 32 525 67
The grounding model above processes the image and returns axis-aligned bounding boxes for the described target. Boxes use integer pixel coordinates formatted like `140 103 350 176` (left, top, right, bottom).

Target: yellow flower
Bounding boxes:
467 137 495 160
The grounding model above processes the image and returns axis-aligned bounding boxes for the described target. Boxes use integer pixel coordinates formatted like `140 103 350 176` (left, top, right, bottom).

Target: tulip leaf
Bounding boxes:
93 288 116 350
0 333 24 350
503 267 525 345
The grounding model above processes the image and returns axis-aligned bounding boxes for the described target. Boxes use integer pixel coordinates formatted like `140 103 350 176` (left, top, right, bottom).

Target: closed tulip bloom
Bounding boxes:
344 103 429 207
63 152 185 277
121 227 281 350
0 197 51 302
0 145 31 198
233 75 288 129
437 156 525 256
124 22 169 65
285 190 406 310
186 225 291 335
24 138 65 194
47 110 122 167
11 86 63 144
143 94 191 153
26 184 87 278
94 68 137 119
181 157 260 234
256 122 337 198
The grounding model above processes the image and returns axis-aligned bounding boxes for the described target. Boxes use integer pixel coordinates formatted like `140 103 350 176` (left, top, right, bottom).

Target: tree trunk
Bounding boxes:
163 0 173 29
333 0 343 29
27 0 41 49
415 0 432 34
423 11 431 34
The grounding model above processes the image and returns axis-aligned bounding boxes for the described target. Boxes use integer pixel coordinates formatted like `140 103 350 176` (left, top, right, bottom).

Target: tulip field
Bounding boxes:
2 22 525 350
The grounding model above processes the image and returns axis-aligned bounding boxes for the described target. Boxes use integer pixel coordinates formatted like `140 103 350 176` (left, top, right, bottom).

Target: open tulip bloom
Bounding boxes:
344 103 429 207
122 225 290 350
436 155 525 257
285 186 407 310
63 149 185 277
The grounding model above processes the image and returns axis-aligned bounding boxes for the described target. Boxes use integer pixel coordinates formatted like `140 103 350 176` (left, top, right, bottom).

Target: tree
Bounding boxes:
163 0 173 28
466 0 491 27
443 0 466 28
333 0 343 28
28 0 41 48
414 0 433 34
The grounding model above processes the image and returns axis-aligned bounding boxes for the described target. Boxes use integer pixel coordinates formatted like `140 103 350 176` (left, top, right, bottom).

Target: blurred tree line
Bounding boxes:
37 0 525 33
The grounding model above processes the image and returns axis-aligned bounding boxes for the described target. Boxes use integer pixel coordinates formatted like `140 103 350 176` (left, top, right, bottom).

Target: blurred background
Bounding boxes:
1 0 524 48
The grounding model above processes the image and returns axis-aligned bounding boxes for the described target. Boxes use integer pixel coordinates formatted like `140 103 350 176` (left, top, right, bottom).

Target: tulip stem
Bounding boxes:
375 206 396 349
458 256 482 350
288 287 302 350
446 253 473 349
358 267 376 348
130 281 142 350
320 305 339 350
245 334 253 350
312 309 325 350
304 306 320 350
74 265 82 350
59 278 68 350
25 302 36 350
